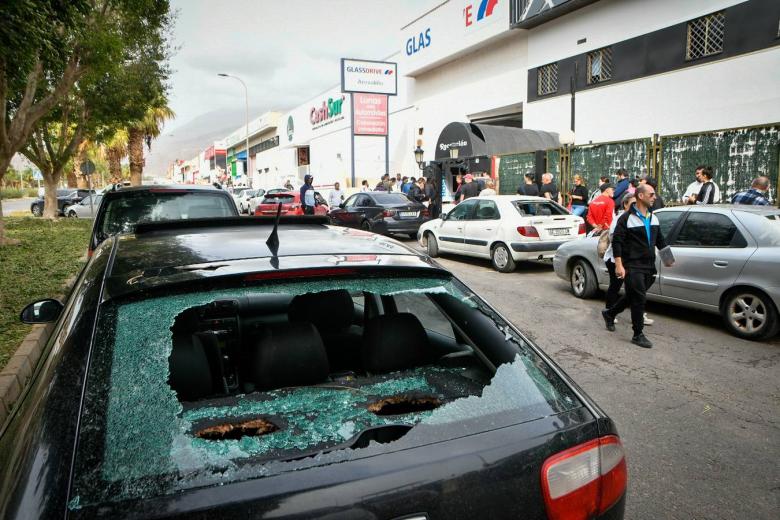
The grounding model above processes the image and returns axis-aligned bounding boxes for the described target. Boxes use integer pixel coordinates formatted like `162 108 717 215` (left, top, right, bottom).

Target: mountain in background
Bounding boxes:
144 108 255 179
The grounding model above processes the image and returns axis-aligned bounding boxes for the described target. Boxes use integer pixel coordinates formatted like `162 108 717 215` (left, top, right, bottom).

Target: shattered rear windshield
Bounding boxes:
70 274 580 510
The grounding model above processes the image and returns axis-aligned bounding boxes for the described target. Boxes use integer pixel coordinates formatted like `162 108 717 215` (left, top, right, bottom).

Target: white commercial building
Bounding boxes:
215 0 780 201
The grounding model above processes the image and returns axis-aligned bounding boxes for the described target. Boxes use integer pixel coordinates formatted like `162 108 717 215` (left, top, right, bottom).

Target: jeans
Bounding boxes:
571 205 587 217
605 260 623 310
303 205 314 215
606 269 655 336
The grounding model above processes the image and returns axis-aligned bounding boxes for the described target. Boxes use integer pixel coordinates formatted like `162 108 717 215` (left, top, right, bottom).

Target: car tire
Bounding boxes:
571 259 598 299
68 210 77 218
720 289 779 340
491 243 516 273
31 204 42 217
360 220 372 231
426 232 439 257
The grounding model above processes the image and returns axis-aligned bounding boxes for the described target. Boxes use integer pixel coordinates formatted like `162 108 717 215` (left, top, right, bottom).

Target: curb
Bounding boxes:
0 275 78 426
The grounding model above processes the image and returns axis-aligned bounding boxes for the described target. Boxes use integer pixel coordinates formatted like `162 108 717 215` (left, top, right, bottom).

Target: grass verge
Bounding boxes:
0 217 92 370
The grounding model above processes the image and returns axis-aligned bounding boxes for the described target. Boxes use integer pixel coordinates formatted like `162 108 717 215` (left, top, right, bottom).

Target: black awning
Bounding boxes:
434 122 559 160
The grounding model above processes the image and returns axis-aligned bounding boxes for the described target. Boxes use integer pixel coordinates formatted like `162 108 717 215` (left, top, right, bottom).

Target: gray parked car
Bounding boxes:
64 194 103 218
553 205 780 340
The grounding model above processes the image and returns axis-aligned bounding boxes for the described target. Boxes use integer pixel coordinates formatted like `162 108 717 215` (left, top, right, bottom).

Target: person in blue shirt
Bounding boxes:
300 175 316 214
731 177 771 206
612 169 630 206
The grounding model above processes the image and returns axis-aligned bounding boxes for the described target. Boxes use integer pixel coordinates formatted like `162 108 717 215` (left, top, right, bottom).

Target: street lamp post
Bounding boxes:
218 73 251 188
414 145 425 170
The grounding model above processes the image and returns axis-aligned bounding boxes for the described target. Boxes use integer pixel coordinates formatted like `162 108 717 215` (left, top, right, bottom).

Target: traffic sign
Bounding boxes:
80 159 96 176
32 169 43 181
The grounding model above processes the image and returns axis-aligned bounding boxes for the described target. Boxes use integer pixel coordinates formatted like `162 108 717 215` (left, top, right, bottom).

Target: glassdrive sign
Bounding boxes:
310 96 345 129
341 58 398 95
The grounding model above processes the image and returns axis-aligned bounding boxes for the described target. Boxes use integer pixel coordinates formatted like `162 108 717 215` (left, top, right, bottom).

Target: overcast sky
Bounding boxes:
165 0 439 134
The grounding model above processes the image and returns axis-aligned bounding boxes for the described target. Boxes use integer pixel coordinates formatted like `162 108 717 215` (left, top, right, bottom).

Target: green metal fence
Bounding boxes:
660 126 779 203
569 139 651 195
497 152 536 194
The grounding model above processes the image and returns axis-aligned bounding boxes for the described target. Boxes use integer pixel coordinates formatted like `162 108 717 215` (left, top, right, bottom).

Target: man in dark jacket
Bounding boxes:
602 183 673 348
612 169 630 205
300 175 315 214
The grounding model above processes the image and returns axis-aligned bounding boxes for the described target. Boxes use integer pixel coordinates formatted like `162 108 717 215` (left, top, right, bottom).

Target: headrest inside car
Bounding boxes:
362 313 432 374
169 334 214 401
250 322 329 391
289 290 354 332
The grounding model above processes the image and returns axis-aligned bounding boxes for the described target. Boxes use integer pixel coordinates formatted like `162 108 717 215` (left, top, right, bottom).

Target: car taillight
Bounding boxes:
87 248 93 258
383 209 397 218
420 208 430 217
290 204 303 215
541 435 627 520
517 226 539 237
578 222 586 235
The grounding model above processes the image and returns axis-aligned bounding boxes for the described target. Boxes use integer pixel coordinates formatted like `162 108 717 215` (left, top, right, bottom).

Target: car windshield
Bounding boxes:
97 192 236 241
71 273 580 509
372 193 411 205
262 194 295 204
512 201 569 216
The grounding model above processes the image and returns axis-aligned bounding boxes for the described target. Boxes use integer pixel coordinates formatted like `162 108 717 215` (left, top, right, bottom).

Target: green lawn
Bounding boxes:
0 217 92 370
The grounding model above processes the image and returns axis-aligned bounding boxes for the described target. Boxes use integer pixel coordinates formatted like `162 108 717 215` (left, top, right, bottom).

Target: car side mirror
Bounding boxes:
339 202 345 209
20 298 63 324
440 211 448 221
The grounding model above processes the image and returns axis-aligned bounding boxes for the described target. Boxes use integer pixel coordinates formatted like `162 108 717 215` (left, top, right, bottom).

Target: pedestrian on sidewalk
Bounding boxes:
587 183 615 233
602 183 672 348
327 181 345 208
360 180 370 192
691 166 717 205
517 174 539 196
568 174 589 217
540 173 562 204
300 175 316 215
640 175 664 210
731 176 771 206
479 179 497 196
612 169 630 205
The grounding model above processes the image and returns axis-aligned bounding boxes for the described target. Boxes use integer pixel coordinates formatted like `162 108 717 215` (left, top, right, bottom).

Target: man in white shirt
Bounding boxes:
328 182 345 207
682 166 720 203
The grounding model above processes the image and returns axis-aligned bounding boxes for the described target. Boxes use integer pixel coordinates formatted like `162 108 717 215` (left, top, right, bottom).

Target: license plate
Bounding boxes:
399 211 418 218
549 228 570 236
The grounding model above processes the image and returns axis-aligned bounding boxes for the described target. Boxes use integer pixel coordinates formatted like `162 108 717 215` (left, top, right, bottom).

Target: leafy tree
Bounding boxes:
2 0 173 223
128 102 175 186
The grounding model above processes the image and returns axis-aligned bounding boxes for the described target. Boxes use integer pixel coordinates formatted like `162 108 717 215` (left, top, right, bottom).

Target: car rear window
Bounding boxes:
262 194 295 204
512 200 569 216
372 193 411 204
98 192 236 240
70 274 580 510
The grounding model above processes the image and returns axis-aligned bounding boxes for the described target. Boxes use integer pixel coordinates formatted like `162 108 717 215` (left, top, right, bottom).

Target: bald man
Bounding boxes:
731 176 771 206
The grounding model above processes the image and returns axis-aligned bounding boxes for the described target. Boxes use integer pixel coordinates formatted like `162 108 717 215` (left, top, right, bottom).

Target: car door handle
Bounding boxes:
485 228 493 231
713 261 728 268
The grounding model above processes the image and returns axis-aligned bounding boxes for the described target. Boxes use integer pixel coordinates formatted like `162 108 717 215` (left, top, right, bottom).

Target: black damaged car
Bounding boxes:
328 191 430 238
0 217 626 519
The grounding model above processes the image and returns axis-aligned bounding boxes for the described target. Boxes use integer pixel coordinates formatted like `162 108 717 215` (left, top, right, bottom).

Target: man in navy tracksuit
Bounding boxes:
602 184 672 348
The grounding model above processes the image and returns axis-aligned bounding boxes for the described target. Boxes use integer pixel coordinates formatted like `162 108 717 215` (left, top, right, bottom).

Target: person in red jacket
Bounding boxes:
587 184 615 232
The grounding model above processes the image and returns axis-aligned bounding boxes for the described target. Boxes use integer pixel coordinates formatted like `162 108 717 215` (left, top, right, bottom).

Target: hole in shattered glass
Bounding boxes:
194 417 279 441
368 395 442 416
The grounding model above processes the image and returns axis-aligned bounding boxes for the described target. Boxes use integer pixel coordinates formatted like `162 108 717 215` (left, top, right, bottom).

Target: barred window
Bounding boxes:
537 63 558 96
686 11 725 60
586 47 613 84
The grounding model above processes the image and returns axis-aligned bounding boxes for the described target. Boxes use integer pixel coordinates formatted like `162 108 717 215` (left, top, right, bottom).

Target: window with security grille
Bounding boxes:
686 11 725 60
537 63 558 96
586 47 613 84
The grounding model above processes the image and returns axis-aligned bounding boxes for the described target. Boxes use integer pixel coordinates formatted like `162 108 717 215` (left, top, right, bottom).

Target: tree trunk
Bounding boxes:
128 128 144 186
43 171 61 219
108 149 122 184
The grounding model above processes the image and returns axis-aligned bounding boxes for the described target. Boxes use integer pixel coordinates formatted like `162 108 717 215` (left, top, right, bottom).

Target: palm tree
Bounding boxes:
128 103 175 186
104 129 128 184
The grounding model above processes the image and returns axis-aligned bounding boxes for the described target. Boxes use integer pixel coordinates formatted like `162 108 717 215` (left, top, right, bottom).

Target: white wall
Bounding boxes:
527 0 746 67
524 47 780 143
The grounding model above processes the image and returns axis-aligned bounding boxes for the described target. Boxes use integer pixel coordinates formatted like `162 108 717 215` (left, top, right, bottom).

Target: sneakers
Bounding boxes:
643 313 654 326
601 309 615 332
631 334 653 348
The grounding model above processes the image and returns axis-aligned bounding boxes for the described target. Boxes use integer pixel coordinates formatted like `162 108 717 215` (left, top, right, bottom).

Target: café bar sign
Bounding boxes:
341 58 397 96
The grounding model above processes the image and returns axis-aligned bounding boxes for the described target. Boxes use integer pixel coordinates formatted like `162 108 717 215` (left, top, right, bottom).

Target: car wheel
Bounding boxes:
491 243 516 273
31 204 42 217
721 289 779 340
360 220 371 231
571 259 598 299
68 210 77 218
426 232 439 257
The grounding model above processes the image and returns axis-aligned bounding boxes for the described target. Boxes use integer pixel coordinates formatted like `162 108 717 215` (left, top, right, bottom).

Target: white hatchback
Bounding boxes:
418 195 585 272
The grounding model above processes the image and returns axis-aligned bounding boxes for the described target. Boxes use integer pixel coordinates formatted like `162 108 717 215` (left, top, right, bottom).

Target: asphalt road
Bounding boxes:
1 197 35 215
396 236 779 520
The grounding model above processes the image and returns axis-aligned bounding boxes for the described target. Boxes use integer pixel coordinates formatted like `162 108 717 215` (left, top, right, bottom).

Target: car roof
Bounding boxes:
105 184 227 195
657 204 780 215
104 219 440 297
471 195 551 202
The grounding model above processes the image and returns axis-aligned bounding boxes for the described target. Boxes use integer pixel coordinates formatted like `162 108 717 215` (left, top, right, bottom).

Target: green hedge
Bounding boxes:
0 188 38 199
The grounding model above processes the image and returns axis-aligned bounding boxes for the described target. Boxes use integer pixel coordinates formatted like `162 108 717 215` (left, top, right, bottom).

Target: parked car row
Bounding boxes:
30 188 95 217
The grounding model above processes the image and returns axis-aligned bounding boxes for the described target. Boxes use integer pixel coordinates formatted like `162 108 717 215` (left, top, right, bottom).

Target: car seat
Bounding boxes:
362 313 433 374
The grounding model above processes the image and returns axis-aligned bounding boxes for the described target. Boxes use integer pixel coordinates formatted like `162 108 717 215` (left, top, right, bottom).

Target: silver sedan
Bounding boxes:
64 194 103 218
553 205 780 340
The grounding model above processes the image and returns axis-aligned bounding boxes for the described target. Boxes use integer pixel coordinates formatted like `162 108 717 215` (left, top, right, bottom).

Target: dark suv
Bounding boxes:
88 184 238 254
30 189 94 217
4 218 626 519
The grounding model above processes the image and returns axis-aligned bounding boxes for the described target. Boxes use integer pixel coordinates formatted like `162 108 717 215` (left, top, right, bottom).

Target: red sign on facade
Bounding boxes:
353 93 388 136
